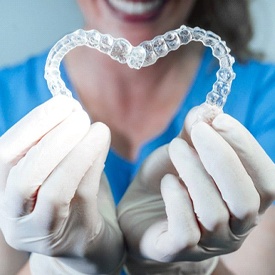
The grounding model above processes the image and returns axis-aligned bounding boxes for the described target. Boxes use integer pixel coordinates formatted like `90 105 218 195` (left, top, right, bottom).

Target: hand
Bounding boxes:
0 96 124 274
118 104 275 273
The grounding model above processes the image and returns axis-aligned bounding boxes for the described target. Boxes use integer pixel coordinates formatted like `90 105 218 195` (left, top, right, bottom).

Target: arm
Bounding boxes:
17 261 30 275
0 96 124 275
0 232 29 275
217 206 275 274
118 105 275 274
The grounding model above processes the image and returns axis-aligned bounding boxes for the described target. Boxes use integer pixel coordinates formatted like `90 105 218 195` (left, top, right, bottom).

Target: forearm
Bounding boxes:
0 231 29 275
212 259 235 275
214 206 275 275
17 261 31 275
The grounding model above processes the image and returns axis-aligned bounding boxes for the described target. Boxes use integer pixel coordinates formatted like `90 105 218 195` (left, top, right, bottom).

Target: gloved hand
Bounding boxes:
118 104 275 274
0 95 124 274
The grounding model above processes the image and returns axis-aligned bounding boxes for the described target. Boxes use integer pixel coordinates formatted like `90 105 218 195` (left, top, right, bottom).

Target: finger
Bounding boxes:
33 122 110 229
180 103 222 146
161 174 200 246
191 122 260 235
0 95 81 164
212 114 275 212
169 138 230 233
76 123 111 201
75 123 111 228
0 95 81 184
4 109 90 217
140 174 200 262
96 173 118 230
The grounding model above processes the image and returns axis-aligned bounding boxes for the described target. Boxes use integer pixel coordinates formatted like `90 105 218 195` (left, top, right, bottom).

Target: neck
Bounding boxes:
64 42 203 160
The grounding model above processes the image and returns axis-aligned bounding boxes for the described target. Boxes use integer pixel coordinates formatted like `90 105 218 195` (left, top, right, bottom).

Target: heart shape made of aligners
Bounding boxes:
45 25 235 109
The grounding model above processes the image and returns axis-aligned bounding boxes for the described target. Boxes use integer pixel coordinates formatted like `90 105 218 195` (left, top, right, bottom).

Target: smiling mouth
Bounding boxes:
107 0 166 21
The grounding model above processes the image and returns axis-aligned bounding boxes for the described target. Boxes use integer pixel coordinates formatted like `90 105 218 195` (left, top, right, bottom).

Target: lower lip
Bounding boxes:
105 0 166 23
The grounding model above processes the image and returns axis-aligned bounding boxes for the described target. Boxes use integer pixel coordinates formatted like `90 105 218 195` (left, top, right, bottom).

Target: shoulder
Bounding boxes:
234 58 275 89
223 58 275 161
199 51 275 125
196 51 275 118
0 51 49 92
0 51 52 135
224 58 275 120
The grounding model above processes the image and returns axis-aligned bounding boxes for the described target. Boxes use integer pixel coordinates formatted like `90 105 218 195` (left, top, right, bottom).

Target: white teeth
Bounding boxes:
108 0 163 15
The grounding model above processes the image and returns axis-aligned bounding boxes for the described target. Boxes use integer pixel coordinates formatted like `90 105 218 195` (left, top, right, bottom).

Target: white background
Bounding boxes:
0 0 274 67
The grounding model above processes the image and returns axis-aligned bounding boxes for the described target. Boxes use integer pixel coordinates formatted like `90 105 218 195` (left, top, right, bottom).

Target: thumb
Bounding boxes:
140 174 200 262
160 174 200 251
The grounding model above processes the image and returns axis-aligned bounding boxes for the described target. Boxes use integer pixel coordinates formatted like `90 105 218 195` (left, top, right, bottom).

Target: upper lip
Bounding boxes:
107 0 165 18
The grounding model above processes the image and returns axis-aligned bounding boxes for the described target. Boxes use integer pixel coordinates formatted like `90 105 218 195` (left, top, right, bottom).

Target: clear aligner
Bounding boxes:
45 26 235 108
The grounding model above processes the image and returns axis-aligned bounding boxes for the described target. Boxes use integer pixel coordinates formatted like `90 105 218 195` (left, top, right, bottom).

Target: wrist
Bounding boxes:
124 255 219 275
29 253 125 275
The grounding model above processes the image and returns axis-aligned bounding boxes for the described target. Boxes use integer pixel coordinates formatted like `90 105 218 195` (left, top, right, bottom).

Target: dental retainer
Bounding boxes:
45 25 235 109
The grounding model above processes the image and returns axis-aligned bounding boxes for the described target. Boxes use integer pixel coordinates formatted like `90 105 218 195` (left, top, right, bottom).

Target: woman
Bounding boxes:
0 0 275 274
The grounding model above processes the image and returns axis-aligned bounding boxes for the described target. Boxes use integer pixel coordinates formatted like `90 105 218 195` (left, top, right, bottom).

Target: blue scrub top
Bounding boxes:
1 49 275 204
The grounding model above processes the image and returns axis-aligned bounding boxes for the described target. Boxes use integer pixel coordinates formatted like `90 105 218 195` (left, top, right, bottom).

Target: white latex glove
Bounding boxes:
0 96 124 274
118 104 275 274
